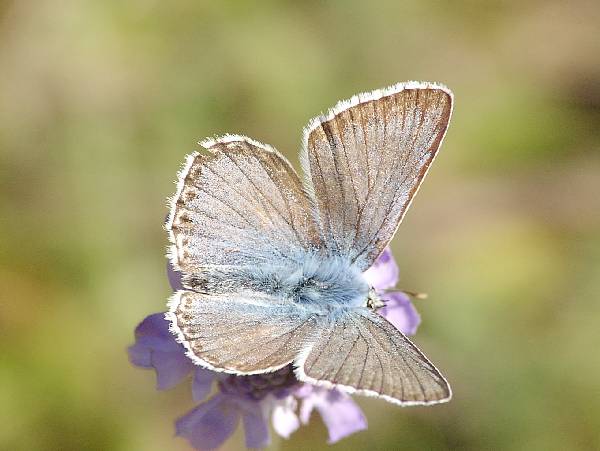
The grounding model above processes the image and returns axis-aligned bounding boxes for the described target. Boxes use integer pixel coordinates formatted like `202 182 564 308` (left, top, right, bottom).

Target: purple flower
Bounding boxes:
297 385 368 444
129 316 367 448
129 247 419 449
128 312 194 390
363 247 400 291
364 248 421 334
175 365 367 449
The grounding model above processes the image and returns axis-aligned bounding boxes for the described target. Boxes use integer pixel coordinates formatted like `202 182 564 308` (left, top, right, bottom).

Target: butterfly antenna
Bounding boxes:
379 288 428 300
401 290 428 300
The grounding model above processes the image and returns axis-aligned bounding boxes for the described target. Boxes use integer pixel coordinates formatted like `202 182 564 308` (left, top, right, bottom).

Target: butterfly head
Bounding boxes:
366 288 385 311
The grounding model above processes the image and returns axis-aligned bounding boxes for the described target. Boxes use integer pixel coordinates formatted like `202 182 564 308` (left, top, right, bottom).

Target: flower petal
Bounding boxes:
299 387 367 444
128 313 193 389
297 387 317 425
379 291 421 336
152 350 195 390
271 397 300 439
362 247 399 290
167 260 184 291
176 395 239 450
192 368 216 402
127 341 152 368
131 313 177 346
242 407 271 448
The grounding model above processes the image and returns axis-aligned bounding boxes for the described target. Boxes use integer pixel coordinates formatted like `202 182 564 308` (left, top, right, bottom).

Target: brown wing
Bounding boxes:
167 135 321 275
295 309 451 405
301 82 453 270
168 290 320 374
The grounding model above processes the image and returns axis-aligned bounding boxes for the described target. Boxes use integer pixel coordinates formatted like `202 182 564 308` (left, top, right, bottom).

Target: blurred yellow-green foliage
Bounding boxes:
1 1 599 450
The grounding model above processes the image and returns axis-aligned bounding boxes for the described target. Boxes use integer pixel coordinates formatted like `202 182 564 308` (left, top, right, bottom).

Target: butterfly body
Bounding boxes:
166 82 454 405
182 251 369 313
255 251 369 311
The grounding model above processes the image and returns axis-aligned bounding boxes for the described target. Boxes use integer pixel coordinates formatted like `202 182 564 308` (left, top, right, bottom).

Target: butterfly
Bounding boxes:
165 81 453 406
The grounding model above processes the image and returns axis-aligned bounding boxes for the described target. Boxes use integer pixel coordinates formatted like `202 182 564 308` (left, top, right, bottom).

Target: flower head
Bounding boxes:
128 312 193 390
364 248 421 334
129 247 420 449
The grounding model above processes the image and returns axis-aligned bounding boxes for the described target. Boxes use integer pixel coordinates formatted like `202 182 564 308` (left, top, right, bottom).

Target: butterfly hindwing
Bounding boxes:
295 309 451 405
168 290 319 374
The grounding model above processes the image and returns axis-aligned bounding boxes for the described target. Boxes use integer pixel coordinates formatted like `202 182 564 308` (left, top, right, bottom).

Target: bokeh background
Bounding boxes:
1 1 599 450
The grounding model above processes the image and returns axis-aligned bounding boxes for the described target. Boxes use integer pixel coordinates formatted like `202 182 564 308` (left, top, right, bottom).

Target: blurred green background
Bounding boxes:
1 1 599 450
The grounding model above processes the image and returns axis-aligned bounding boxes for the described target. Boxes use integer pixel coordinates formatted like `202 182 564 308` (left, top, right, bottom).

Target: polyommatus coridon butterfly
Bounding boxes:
165 81 453 406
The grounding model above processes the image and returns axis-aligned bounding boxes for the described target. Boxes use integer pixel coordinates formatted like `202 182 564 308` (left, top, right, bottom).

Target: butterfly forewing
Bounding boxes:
167 136 320 275
296 309 451 405
302 83 453 270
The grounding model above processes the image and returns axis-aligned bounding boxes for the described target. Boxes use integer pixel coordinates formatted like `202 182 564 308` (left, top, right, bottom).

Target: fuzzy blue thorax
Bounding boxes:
249 252 370 313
